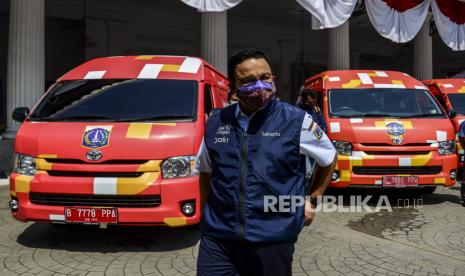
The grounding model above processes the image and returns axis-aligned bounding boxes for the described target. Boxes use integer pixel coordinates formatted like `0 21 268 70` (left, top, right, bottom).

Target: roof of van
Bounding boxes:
423 79 465 94
58 55 226 82
306 70 427 90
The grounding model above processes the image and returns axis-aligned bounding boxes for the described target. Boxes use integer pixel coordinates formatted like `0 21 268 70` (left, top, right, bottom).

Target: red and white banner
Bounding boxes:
432 0 465 51
366 0 431 43
179 0 242 12
296 0 357 29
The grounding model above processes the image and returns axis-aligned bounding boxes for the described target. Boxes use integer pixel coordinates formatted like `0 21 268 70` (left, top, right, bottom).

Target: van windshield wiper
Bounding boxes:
358 113 398 118
332 113 398 118
114 115 194 122
34 115 113 121
400 113 444 118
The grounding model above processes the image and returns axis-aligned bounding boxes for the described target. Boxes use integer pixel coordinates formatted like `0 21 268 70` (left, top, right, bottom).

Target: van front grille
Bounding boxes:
46 171 143 178
352 166 442 175
29 193 161 208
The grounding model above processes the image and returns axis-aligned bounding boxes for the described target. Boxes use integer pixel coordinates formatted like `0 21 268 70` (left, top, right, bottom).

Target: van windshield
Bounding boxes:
328 89 446 118
448 94 465 115
29 79 198 122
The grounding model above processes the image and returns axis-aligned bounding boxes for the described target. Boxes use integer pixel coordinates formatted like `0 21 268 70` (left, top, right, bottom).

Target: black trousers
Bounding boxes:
197 235 295 276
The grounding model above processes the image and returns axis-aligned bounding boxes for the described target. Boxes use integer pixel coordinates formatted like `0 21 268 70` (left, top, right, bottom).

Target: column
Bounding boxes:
413 17 433 81
328 22 350 70
201 11 228 75
3 0 45 140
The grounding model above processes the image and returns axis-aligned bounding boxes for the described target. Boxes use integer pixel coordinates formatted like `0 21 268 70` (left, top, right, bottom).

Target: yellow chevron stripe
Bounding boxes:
126 123 153 139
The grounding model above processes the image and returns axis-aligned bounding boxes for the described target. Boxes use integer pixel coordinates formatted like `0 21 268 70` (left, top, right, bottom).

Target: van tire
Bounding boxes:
421 186 436 194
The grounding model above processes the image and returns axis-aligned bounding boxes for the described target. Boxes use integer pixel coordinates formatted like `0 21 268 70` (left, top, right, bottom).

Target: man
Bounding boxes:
458 121 465 205
196 49 337 276
297 88 327 132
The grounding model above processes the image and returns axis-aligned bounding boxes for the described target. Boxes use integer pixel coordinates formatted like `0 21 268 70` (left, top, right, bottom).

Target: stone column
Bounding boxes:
201 11 228 75
414 17 433 80
328 22 350 70
3 0 45 139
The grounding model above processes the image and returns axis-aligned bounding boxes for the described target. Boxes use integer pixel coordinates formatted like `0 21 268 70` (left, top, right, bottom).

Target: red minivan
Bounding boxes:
9 55 229 227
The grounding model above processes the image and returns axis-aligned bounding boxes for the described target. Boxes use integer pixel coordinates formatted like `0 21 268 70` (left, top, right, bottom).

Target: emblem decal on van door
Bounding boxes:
82 126 113 149
386 122 405 145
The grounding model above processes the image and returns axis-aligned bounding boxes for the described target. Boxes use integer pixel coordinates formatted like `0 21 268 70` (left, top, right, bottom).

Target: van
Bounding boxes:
304 70 457 192
9 55 229 226
423 79 465 165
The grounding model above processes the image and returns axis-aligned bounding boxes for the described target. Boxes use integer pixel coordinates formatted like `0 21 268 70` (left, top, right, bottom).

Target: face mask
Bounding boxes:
236 79 276 110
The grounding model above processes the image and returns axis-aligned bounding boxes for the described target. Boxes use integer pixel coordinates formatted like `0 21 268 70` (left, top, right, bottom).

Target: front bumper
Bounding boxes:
330 151 457 188
9 173 200 227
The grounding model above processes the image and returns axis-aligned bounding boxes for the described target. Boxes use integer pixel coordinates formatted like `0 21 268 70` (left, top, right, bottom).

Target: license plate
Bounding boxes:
64 207 117 224
382 176 419 187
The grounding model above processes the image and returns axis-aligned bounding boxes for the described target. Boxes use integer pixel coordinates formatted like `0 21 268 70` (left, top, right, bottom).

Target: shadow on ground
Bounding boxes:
16 222 200 253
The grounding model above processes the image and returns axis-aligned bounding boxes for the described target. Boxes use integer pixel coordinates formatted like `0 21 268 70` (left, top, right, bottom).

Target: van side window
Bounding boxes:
204 84 213 115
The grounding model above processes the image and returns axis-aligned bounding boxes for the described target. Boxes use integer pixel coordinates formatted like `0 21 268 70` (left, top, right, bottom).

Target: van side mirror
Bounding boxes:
12 107 30 123
448 109 457 119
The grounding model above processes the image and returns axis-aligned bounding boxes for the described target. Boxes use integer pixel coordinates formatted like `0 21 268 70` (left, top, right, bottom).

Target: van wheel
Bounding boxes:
421 186 436 194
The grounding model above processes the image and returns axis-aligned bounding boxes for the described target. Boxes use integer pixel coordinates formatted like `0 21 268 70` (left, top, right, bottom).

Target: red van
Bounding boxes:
9 55 229 227
304 71 457 192
423 79 465 164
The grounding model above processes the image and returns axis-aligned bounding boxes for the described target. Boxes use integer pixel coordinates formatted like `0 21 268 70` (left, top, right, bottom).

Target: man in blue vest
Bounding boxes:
196 49 337 276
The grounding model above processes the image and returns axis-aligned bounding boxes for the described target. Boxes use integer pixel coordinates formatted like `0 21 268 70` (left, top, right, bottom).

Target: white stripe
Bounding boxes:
328 76 340 82
399 158 412 167
330 122 341 133
350 118 363 123
375 180 383 185
443 84 454 88
351 151 363 160
84 71 106 79
179 57 202 74
375 71 388 77
49 214 65 221
436 131 447 142
357 73 373 84
459 150 464 154
373 83 406 89
414 85 426 90
94 178 117 195
138 64 163 79
430 143 439 148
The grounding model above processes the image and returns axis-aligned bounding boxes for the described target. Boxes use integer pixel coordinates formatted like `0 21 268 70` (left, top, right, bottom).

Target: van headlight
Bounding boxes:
13 153 36 176
162 156 198 179
438 140 456 155
333 141 352 156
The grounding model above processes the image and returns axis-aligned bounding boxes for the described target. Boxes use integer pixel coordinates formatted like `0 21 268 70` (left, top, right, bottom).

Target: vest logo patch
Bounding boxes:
313 127 323 140
261 131 281 137
214 124 231 144
216 125 231 135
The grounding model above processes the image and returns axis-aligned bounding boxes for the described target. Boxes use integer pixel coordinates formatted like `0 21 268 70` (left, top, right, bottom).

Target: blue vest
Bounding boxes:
202 100 307 242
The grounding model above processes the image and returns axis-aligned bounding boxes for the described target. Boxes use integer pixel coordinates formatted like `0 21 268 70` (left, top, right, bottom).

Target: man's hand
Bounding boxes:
304 200 316 226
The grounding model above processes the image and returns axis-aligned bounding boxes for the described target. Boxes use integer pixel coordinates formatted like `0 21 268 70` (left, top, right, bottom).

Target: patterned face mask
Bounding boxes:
236 79 276 110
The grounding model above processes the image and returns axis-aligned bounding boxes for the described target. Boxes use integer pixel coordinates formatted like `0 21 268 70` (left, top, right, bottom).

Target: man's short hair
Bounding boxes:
228 48 271 89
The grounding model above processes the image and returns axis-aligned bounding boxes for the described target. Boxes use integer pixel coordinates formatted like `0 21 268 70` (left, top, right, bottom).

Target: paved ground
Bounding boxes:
0 184 464 276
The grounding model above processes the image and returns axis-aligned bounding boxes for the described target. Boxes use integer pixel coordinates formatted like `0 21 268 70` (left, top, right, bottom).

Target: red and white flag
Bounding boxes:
297 0 357 29
180 0 242 12
432 0 465 51
366 0 431 43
